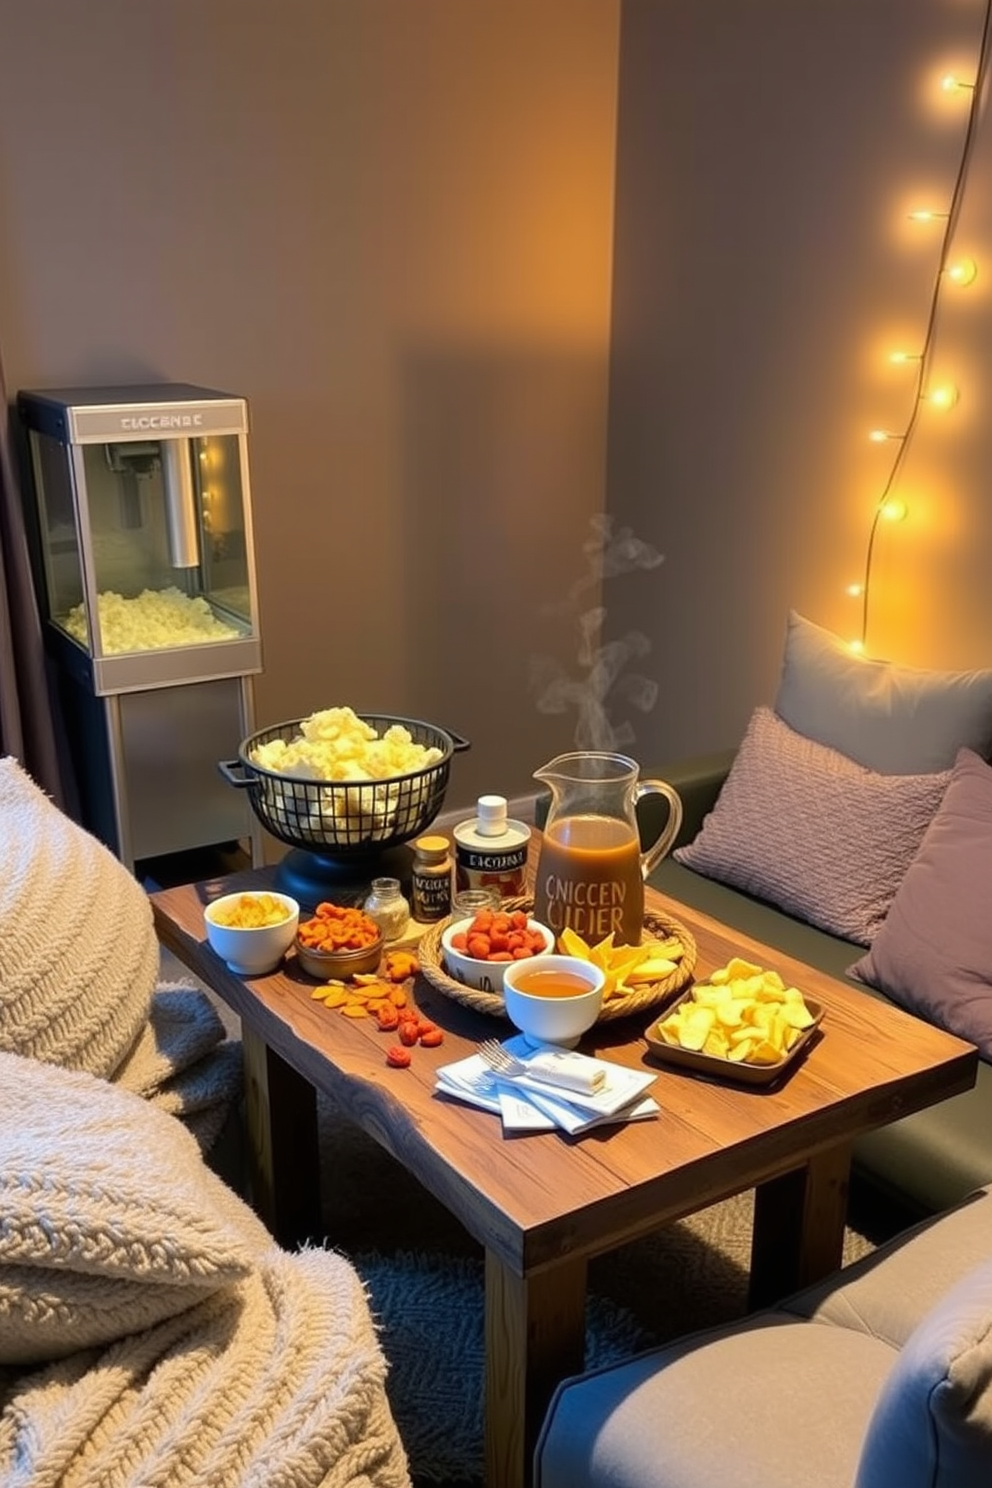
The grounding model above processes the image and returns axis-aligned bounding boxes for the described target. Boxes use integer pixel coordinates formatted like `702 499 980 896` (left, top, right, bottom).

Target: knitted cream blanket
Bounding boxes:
0 1250 412 1488
0 1053 411 1488
0 757 239 1145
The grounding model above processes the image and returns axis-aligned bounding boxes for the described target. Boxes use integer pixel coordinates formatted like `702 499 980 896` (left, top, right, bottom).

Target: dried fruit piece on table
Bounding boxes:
388 985 408 1008
384 949 420 982
386 1045 412 1068
376 1004 401 1031
398 1020 419 1047
340 1002 369 1018
419 1028 444 1047
322 986 349 1008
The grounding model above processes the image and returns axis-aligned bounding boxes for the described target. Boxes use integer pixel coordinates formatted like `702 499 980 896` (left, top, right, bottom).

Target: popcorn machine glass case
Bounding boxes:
18 383 265 869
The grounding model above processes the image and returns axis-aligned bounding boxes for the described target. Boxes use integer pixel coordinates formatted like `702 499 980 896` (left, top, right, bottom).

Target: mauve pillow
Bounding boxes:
673 706 950 946
774 611 992 774
849 748 992 1058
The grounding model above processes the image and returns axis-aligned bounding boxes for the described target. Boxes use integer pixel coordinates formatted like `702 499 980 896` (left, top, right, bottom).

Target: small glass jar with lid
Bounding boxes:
362 877 411 941
450 886 501 920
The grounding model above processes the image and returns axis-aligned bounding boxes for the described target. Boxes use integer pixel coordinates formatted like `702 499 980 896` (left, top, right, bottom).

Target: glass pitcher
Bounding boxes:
532 752 683 946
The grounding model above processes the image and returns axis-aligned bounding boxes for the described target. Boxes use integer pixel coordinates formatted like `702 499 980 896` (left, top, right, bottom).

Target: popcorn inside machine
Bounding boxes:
17 383 266 870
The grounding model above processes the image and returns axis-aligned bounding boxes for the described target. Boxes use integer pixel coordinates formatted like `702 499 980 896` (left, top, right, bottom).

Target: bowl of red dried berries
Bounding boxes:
440 906 554 993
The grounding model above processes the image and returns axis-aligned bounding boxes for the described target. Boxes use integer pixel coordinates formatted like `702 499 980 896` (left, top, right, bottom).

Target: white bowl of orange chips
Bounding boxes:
204 890 300 975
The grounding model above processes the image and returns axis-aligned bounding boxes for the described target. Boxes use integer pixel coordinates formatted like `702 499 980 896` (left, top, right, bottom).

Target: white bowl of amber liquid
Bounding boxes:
502 954 607 1048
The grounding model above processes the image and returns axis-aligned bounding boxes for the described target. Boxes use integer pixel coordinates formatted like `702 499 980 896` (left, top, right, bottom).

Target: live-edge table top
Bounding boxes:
150 862 978 1280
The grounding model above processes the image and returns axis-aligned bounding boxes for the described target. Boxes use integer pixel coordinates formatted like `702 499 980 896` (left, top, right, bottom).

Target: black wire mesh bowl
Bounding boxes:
220 714 469 861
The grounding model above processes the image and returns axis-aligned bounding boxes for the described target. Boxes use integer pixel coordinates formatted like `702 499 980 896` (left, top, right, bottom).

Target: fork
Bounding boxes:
477 1039 606 1093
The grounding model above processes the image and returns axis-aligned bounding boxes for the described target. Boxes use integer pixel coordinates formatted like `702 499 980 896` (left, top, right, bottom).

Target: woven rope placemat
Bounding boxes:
418 895 697 1022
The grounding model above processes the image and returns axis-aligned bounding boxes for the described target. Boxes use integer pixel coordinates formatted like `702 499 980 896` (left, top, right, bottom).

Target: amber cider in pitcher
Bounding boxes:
533 813 644 947
533 750 683 950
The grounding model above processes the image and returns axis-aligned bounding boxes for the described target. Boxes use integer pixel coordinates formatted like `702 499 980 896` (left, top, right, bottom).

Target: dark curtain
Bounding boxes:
0 348 68 805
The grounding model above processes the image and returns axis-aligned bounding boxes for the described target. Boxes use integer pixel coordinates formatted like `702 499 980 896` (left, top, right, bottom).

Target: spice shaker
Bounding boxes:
411 834 453 922
362 877 410 941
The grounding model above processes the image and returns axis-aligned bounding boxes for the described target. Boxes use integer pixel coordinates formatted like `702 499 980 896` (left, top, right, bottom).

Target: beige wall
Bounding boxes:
0 0 620 814
6 0 988 827
606 0 992 768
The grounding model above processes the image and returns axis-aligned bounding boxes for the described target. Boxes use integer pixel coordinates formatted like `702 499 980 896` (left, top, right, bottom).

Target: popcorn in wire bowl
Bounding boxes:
220 707 468 855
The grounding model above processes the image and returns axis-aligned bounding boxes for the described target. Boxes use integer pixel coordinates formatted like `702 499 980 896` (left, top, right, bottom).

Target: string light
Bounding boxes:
923 382 960 409
945 256 978 285
941 73 975 93
853 1 992 652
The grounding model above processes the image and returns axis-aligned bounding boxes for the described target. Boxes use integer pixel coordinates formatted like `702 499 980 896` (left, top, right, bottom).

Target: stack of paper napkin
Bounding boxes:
435 1034 659 1135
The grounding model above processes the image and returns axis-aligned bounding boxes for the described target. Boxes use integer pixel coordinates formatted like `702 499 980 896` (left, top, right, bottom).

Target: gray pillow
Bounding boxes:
849 748 992 1058
774 611 992 774
855 1257 992 1488
673 706 949 946
0 1050 269 1365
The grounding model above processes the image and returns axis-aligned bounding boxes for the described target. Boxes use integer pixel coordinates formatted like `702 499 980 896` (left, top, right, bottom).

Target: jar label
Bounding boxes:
456 844 528 872
412 872 451 922
454 843 527 901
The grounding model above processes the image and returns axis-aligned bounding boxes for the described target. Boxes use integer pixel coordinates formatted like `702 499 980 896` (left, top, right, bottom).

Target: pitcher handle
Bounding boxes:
634 779 683 881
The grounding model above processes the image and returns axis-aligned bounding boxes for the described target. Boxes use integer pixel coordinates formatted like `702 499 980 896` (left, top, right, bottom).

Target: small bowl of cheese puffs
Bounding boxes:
204 890 300 976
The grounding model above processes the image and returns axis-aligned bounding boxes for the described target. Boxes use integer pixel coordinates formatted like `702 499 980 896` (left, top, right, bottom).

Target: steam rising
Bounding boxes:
530 516 664 750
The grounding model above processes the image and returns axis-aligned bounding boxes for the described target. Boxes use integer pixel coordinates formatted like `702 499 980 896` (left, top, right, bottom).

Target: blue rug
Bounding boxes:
355 1249 653 1487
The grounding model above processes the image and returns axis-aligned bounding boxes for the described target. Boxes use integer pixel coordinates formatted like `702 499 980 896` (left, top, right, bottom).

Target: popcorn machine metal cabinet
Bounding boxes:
17 383 266 870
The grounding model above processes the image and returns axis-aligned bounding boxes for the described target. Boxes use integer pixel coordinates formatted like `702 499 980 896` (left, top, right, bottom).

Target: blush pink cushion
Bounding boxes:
849 748 992 1058
673 706 950 946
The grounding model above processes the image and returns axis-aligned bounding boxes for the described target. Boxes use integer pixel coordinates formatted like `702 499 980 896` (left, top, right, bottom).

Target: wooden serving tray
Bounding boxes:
643 992 824 1085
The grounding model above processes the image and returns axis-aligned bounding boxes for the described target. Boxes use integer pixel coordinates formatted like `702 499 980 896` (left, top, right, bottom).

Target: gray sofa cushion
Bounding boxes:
534 1315 896 1488
855 1258 992 1488
783 1186 992 1346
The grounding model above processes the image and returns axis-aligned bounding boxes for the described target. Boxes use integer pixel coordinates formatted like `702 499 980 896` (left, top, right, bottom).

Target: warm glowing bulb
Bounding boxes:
941 73 974 93
908 208 949 222
846 583 864 598
869 429 903 443
925 382 960 409
849 638 865 654
880 498 908 522
946 257 978 286
889 351 922 365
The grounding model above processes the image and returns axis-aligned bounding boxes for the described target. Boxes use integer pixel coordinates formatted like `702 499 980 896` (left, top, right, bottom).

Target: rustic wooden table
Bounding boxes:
151 863 977 1488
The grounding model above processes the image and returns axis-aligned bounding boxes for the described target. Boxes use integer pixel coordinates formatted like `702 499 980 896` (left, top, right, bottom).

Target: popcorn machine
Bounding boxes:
18 382 266 870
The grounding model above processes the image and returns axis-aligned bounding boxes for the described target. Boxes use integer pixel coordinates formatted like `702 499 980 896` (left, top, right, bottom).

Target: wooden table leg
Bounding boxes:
749 1141 853 1308
484 1250 587 1488
241 1024 322 1248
